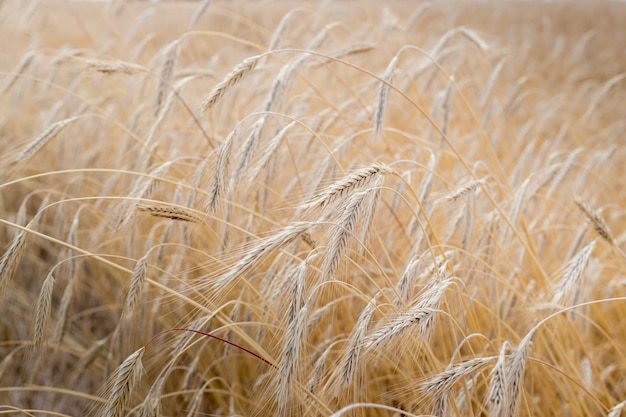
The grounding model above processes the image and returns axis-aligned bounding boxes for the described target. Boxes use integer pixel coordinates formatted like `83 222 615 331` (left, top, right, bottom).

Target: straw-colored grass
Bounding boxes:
1 1 625 416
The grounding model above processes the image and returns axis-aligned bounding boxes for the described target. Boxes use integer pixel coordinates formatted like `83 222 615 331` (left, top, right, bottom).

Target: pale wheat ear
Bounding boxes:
103 347 145 417
33 272 55 349
574 196 616 246
153 40 180 118
199 54 261 113
373 56 398 142
16 116 81 164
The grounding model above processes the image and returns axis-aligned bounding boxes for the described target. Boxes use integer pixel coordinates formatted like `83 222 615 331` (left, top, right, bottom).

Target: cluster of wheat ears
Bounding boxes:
0 1 625 416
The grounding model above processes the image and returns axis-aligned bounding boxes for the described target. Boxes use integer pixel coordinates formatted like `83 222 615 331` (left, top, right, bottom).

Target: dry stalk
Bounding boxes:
199 55 260 113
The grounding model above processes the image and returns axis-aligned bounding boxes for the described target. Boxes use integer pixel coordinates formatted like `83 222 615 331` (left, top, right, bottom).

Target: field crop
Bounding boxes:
1 1 625 416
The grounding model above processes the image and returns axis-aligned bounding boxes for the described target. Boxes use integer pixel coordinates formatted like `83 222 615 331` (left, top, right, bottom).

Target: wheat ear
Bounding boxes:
608 401 626 417
340 295 378 389
136 204 203 224
420 357 495 400
104 347 145 417
322 190 368 282
199 55 260 113
85 58 145 75
552 240 595 306
213 222 309 290
0 230 26 296
505 332 533 417
440 178 486 203
205 129 235 213
373 56 398 142
488 342 510 417
16 116 80 163
302 162 392 211
574 196 616 246
277 306 308 417
33 273 55 348
365 278 452 351
123 253 149 319
153 40 180 118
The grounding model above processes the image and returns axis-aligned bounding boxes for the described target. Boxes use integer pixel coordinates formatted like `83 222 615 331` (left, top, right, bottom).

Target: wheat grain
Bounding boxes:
33 272 55 348
199 55 260 113
104 347 145 417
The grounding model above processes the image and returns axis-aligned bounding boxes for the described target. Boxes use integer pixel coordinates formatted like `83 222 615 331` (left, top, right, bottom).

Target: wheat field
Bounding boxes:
1 1 625 416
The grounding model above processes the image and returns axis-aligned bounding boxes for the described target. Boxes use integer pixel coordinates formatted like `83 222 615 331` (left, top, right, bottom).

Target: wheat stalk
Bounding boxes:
33 272 55 348
199 54 260 113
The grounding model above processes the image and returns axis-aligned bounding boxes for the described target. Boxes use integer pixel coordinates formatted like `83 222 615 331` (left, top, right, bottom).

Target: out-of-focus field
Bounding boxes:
1 1 625 416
